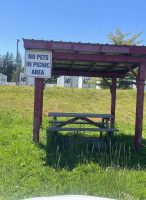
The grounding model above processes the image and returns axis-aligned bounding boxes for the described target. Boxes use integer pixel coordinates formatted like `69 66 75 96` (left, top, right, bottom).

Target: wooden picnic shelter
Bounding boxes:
23 39 146 150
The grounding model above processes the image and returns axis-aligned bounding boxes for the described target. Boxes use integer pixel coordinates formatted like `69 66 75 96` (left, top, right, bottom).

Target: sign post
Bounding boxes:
24 50 52 142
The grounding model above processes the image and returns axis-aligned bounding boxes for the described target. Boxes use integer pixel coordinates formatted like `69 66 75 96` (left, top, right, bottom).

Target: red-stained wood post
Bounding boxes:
40 79 44 125
110 77 117 128
135 63 146 150
33 78 44 142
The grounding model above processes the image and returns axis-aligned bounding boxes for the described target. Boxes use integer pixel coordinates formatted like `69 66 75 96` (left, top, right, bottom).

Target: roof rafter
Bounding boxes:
107 63 118 72
71 61 75 71
90 62 97 71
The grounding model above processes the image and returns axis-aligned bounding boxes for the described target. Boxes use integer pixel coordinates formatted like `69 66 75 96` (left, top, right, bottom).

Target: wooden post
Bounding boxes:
110 77 117 128
33 78 43 142
40 79 44 125
135 63 145 150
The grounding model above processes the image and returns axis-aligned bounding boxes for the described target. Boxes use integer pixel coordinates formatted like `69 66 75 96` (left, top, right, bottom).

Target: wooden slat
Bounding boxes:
48 112 114 118
47 127 119 132
49 120 102 125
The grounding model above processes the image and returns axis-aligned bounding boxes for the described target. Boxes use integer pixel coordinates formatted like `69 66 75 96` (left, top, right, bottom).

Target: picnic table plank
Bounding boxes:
48 112 115 118
48 127 119 132
48 120 103 125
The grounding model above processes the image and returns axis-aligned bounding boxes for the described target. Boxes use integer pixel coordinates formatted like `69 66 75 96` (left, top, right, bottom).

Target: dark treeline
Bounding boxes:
0 52 23 82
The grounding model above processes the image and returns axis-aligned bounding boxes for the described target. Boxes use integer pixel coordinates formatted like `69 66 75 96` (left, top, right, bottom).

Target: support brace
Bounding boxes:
124 63 138 79
102 77 111 90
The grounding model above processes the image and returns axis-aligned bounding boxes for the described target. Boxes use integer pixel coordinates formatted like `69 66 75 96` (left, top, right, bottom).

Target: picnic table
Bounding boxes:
48 112 119 143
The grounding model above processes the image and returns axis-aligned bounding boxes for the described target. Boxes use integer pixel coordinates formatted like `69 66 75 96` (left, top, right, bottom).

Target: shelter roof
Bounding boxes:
23 39 146 78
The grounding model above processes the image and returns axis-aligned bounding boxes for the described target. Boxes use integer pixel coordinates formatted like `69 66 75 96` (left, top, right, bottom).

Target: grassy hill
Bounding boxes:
0 86 146 200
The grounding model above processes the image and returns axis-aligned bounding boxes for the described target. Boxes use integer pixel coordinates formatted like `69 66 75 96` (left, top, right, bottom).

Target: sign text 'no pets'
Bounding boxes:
25 50 52 78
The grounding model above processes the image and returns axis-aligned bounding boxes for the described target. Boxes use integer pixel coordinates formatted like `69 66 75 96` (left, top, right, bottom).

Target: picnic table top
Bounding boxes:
48 112 115 119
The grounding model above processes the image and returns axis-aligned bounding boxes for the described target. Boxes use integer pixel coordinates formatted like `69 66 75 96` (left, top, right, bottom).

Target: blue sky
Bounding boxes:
0 0 146 62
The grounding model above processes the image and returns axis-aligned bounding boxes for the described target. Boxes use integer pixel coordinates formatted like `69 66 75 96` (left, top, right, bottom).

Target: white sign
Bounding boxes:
24 50 52 78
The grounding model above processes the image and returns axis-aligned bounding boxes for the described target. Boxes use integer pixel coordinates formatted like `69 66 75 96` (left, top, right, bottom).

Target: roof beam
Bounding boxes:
23 39 146 55
52 52 146 63
52 70 125 78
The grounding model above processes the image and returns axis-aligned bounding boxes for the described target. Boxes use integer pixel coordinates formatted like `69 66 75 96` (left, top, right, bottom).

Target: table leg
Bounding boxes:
54 116 57 143
106 119 112 145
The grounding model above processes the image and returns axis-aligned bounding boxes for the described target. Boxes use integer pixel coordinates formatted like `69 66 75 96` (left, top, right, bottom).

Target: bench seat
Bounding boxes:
47 127 119 132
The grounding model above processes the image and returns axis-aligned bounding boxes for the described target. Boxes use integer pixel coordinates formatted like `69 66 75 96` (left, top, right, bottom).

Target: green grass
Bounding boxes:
0 85 146 200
